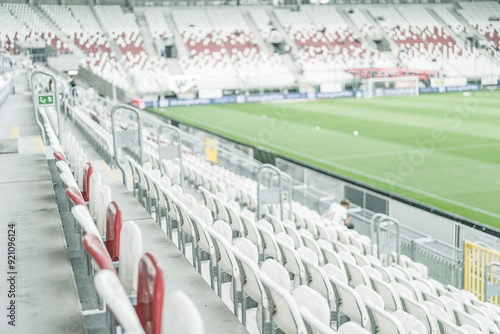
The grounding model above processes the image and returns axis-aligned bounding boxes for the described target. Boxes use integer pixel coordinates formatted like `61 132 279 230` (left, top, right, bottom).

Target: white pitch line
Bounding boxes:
154 111 500 219
326 142 500 161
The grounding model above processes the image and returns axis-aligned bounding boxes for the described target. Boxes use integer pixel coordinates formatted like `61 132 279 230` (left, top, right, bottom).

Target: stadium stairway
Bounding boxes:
135 10 158 57
242 10 272 54
0 75 86 333
164 10 190 58
60 108 248 333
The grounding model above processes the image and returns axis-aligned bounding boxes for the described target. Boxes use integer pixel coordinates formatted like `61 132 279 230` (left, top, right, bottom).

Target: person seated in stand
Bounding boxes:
323 198 353 229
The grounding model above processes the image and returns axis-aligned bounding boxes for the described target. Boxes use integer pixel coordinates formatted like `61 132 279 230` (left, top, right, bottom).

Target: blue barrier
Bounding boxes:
149 84 481 109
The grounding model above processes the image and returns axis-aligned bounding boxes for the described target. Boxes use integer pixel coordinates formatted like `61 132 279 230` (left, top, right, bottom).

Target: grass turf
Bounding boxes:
149 90 500 228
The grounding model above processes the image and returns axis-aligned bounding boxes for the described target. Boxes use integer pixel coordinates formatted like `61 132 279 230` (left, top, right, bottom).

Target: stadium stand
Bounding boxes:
5 1 500 333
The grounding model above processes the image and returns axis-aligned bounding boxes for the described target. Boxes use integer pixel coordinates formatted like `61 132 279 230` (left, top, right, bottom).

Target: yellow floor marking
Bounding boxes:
11 126 18 139
100 161 121 182
125 170 133 182
35 136 43 152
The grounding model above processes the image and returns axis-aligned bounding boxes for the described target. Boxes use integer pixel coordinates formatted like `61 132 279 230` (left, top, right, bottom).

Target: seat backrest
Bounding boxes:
188 211 214 255
208 223 239 277
259 270 307 334
276 234 306 284
261 259 290 291
298 246 319 265
343 260 370 287
257 220 283 263
293 285 331 334
71 204 101 237
371 262 396 283
337 322 371 334
82 233 116 273
232 241 267 308
105 201 122 262
66 186 86 206
400 294 438 334
437 316 468 334
267 213 286 234
97 184 112 236
319 242 346 273
119 221 143 295
53 151 68 164
323 263 348 285
94 270 144 334
89 172 102 217
161 290 204 334
299 229 324 265
332 276 370 328
225 200 244 233
136 252 165 334
370 276 403 312
355 285 384 309
82 162 93 201
199 186 216 213
365 300 406 334
240 210 262 249
283 220 304 248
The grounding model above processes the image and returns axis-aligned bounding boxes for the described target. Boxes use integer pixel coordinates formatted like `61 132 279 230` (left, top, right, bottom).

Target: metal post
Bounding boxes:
111 104 143 186
485 262 500 303
376 217 400 265
30 70 61 145
158 124 183 188
257 164 284 221
370 213 388 256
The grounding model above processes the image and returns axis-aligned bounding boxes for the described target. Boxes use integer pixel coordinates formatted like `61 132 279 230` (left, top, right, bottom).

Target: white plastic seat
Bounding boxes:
207 220 241 316
231 238 268 327
259 259 307 334
342 260 371 287
329 275 371 329
97 184 112 236
400 294 439 334
276 233 306 286
370 276 403 312
294 285 332 334
437 316 468 334
392 309 427 333
266 213 286 234
454 308 497 333
318 240 346 273
188 210 216 289
119 220 143 295
283 220 304 248
299 229 324 265
94 269 144 334
365 300 406 334
161 290 204 334
71 204 101 238
297 247 335 316
239 210 264 259
257 220 283 263
337 322 371 334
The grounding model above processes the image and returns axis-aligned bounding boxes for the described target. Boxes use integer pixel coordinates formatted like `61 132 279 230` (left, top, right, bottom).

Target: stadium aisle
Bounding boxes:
0 77 85 333
61 116 250 333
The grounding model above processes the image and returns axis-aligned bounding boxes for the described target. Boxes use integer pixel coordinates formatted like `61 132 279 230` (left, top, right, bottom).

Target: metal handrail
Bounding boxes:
111 104 143 186
30 70 61 144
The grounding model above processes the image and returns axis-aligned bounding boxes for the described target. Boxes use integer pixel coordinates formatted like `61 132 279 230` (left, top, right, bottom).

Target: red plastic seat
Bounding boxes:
82 162 93 202
66 187 86 207
136 252 165 334
82 233 117 274
53 151 68 164
105 201 122 262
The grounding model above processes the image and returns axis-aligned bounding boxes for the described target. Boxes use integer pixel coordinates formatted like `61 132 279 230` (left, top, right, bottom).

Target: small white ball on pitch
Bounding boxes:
315 126 320 131
261 114 267 119
353 130 359 136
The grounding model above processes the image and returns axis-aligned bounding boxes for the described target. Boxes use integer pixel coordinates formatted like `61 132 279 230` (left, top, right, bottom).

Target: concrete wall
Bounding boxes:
77 66 126 101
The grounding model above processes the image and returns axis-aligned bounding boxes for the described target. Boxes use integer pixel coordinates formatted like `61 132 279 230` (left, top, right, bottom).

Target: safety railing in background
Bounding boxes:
464 241 500 304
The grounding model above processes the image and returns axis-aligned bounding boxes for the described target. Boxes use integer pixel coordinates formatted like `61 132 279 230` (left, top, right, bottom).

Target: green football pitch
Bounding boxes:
149 90 500 229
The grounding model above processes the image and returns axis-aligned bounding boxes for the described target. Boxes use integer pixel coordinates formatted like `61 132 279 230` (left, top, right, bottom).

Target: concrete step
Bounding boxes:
268 8 299 55
241 9 272 53
136 10 158 57
361 8 401 53
165 10 190 58
166 58 184 75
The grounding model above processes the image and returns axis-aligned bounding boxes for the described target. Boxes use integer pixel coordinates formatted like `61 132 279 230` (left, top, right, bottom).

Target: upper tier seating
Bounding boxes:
172 8 294 90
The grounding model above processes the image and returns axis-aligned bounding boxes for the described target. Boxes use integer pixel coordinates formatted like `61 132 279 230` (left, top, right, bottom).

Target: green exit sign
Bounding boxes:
38 94 55 105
